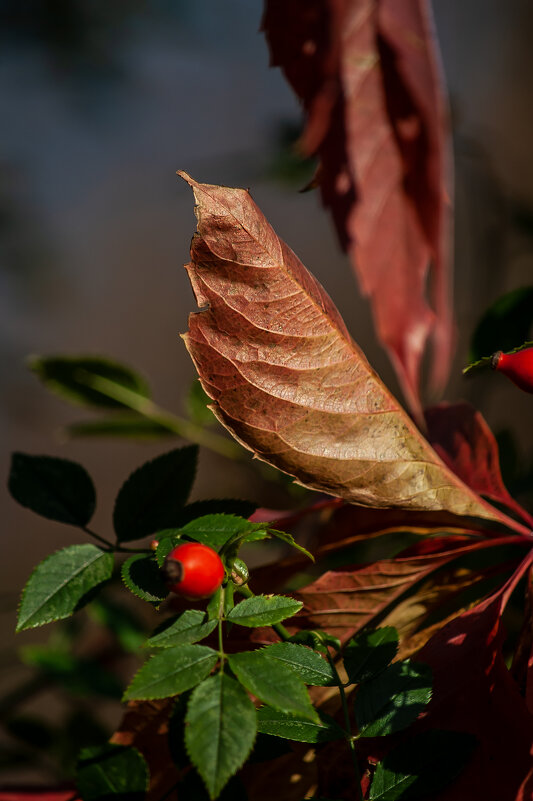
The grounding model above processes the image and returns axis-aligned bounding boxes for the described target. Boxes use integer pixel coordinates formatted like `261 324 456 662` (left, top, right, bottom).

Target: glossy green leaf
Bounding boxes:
66 415 170 439
264 642 335 686
17 544 113 632
178 514 266 552
469 286 533 362
121 555 168 605
344 627 399 685
185 673 256 799
145 610 217 648
113 446 198 542
226 595 302 627
354 661 432 738
228 650 318 722
369 730 477 800
257 706 344 743
28 354 150 409
77 743 149 800
9 453 96 526
123 644 218 700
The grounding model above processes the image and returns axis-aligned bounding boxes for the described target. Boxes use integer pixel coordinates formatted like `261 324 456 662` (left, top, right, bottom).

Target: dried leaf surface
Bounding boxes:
263 0 452 415
181 173 497 522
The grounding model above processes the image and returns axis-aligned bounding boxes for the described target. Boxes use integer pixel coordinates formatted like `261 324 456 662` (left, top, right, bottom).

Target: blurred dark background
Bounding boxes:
1 0 533 785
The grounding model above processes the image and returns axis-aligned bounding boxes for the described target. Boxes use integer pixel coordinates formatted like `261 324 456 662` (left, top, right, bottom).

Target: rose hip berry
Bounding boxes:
491 347 533 393
163 542 225 599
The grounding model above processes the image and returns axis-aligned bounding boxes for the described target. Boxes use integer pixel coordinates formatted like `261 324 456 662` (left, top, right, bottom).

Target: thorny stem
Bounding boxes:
325 651 363 801
77 372 244 460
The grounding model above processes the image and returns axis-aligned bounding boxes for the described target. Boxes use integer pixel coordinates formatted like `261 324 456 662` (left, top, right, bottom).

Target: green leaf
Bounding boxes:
187 380 216 426
8 453 96 526
145 610 217 648
28 354 150 409
469 286 533 363
185 673 256 799
256 706 344 743
268 529 315 561
113 446 198 542
369 730 477 800
121 555 168 605
344 627 399 685
77 743 149 800
154 532 182 567
21 646 122 699
179 514 266 552
226 595 302 627
264 642 335 686
66 415 171 439
123 644 218 700
228 650 318 722
16 544 113 632
354 661 432 738
177 499 257 526
88 596 147 652
288 629 341 654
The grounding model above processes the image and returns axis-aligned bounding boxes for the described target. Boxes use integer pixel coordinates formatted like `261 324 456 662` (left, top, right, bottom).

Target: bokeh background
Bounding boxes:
1 0 533 785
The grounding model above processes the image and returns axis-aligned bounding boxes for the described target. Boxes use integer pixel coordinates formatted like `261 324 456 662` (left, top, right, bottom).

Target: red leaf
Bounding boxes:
284 536 529 644
180 172 503 526
426 401 533 528
410 557 533 801
262 0 453 417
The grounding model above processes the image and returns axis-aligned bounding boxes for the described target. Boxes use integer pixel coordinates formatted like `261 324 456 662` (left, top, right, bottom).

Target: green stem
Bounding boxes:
236 583 291 641
218 587 226 667
325 651 362 801
78 373 244 460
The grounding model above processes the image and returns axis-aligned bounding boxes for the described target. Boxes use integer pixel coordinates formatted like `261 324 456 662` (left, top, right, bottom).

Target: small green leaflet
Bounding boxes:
257 707 344 743
179 514 267 552
228 650 318 722
155 532 182 567
123 644 218 700
121 554 168 605
227 595 302 627
344 627 399 684
76 743 149 800
9 453 96 527
264 642 335 686
177 499 257 526
17 544 113 632
185 673 256 799
268 528 314 561
354 661 432 738
369 730 477 800
28 354 151 409
113 446 198 542
144 610 217 648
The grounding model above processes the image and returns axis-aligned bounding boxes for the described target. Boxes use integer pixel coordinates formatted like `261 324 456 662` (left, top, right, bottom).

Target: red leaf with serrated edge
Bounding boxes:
426 401 533 528
180 172 513 529
262 0 452 417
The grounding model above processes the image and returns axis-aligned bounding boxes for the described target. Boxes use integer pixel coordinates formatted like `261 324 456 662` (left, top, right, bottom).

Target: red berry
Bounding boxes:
163 542 225 599
492 347 533 393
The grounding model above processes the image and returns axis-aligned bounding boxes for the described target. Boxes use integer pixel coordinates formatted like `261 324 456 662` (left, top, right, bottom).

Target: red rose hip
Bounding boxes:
163 542 225 599
491 347 533 393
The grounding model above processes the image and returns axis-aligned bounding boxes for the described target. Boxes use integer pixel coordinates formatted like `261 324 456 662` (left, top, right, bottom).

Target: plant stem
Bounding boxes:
218 586 226 666
78 372 244 460
325 651 362 801
82 526 151 554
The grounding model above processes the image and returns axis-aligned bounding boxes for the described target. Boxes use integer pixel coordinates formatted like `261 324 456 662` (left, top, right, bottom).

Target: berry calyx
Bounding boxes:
491 346 533 393
162 542 225 599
